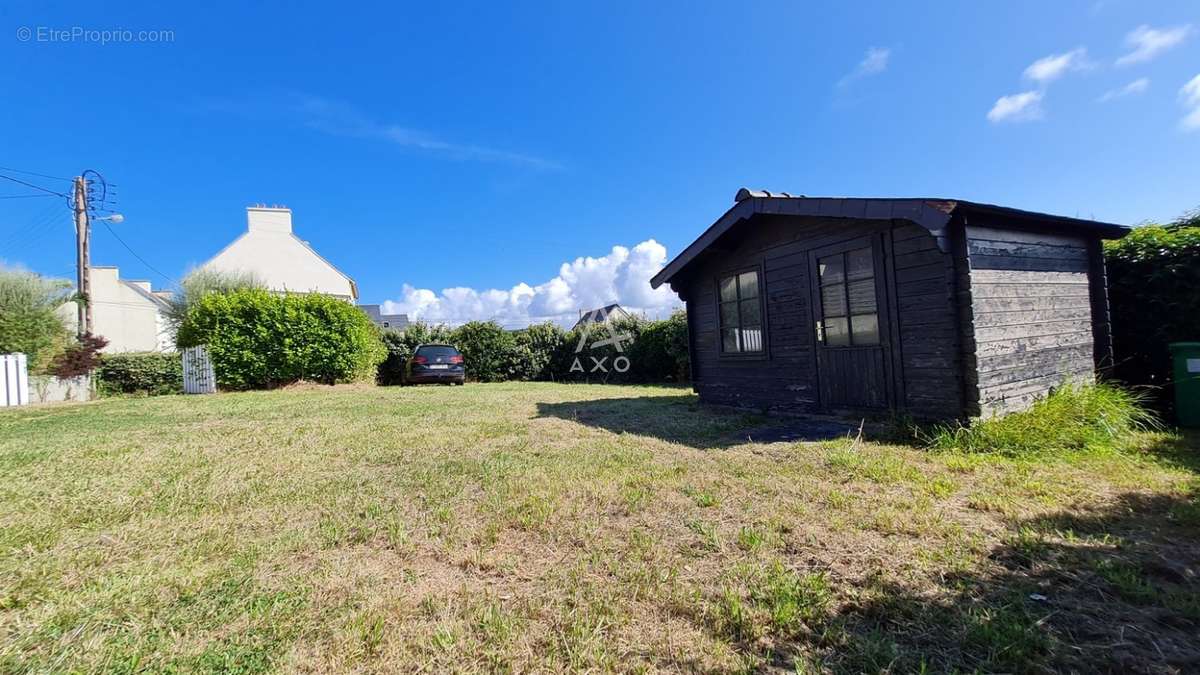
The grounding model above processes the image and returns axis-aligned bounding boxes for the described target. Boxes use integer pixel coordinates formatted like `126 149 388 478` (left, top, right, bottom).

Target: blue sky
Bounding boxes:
2 1 1197 326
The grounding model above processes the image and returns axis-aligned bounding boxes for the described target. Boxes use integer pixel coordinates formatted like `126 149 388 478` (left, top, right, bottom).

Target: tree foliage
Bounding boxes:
0 265 73 372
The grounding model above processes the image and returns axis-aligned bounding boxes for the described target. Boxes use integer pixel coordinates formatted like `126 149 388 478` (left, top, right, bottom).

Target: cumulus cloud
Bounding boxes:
1098 77 1150 102
380 239 682 327
1116 24 1192 66
1023 48 1091 85
987 90 1044 123
838 47 890 87
1180 74 1200 131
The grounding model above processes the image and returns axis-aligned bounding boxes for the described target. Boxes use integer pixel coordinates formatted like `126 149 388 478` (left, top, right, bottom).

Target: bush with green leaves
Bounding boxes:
164 268 264 333
0 266 73 372
176 289 385 389
377 322 452 385
626 310 689 382
511 322 567 381
95 351 183 396
448 321 518 383
375 312 690 385
1105 211 1200 411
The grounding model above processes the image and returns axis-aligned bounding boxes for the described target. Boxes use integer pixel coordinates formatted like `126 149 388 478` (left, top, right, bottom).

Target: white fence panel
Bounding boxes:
182 346 217 395
2 353 30 407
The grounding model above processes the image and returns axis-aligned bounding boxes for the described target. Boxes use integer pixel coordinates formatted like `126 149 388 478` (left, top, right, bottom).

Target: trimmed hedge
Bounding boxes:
377 311 690 385
177 289 386 390
377 323 452 385
96 352 182 396
1105 218 1200 412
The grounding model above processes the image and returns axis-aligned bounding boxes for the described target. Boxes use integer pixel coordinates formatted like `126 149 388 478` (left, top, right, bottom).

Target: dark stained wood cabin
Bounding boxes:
650 189 1130 419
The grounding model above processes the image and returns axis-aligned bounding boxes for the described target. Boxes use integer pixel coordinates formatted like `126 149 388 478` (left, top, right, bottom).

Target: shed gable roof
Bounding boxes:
650 189 1129 289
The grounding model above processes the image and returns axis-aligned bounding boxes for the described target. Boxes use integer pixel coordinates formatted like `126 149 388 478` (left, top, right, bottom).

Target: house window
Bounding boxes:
718 270 764 353
817 247 879 347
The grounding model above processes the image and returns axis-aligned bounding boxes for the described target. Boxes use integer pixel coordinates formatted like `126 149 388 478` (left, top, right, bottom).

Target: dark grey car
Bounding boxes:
403 344 466 385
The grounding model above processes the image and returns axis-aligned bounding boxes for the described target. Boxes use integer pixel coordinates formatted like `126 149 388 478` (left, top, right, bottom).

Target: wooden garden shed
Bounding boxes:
650 189 1131 419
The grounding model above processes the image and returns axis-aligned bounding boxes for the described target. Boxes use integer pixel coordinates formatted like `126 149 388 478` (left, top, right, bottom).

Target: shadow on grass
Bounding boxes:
535 395 867 450
680 437 1200 673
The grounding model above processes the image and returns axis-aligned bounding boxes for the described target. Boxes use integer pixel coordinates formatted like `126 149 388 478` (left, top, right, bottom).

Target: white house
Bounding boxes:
89 266 174 353
200 206 358 301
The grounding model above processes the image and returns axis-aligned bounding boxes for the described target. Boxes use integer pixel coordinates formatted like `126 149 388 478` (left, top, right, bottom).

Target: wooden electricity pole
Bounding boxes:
73 176 91 336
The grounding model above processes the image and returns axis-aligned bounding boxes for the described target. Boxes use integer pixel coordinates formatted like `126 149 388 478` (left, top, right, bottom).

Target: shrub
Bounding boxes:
449 321 517 383
377 322 452 385
627 310 689 382
96 352 182 396
1105 217 1200 412
926 383 1158 456
511 322 566 381
0 266 73 372
164 268 264 333
177 289 386 389
50 333 107 379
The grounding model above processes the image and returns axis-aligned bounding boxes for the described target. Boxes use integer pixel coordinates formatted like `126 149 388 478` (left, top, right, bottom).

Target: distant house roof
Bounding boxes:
650 188 1130 289
572 303 629 330
359 304 410 330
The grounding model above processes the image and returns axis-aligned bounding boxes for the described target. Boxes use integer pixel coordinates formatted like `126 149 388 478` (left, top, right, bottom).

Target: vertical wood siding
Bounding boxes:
681 215 963 418
963 226 1096 416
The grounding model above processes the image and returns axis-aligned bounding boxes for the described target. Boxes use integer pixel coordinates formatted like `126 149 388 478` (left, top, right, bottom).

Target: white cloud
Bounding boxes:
1116 24 1192 66
1180 74 1200 131
838 47 890 87
380 239 682 327
1098 77 1150 102
987 90 1045 123
1023 48 1092 85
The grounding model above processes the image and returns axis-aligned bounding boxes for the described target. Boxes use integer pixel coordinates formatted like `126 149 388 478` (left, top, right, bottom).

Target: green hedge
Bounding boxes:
1105 217 1200 412
377 323 452 385
177 289 386 390
96 352 182 396
377 311 690 385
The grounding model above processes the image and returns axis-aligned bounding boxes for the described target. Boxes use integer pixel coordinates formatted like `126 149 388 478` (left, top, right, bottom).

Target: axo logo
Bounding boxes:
570 306 632 373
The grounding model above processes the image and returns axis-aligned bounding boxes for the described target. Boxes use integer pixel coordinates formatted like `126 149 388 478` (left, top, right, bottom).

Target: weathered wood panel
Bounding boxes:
965 225 1096 416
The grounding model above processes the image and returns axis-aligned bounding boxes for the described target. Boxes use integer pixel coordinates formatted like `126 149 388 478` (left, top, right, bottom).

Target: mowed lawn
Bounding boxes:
1 383 1197 673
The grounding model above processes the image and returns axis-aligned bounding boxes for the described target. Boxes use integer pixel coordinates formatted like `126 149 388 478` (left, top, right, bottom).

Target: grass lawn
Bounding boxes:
1 383 1197 673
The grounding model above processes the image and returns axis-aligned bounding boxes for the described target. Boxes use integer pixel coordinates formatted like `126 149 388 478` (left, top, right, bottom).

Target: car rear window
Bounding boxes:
415 345 460 359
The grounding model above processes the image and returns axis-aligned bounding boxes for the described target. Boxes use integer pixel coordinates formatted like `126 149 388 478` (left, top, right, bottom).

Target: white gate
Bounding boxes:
182 346 217 394
1 353 30 407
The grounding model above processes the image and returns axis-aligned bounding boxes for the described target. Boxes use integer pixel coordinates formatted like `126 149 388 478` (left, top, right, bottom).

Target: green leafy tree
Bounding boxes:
0 265 73 372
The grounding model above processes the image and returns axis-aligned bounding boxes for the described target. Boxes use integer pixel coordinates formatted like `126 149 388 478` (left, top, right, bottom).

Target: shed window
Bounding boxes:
817 247 879 346
718 270 764 353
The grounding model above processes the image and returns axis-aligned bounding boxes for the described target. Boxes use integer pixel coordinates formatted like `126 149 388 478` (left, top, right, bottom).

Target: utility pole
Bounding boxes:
73 176 90 336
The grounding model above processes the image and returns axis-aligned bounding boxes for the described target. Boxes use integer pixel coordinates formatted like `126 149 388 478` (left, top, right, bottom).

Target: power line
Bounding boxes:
0 166 73 182
0 173 70 199
0 200 67 251
0 193 59 200
96 218 179 289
